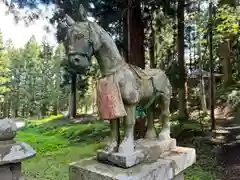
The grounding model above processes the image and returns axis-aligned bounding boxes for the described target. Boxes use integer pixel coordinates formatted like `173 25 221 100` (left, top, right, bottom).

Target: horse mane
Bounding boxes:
90 22 121 53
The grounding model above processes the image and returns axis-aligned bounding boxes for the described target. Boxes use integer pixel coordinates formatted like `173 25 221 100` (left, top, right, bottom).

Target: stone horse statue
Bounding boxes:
59 5 172 154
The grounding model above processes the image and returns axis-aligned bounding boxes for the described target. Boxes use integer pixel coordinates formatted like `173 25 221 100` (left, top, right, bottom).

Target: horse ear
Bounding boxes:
65 14 75 26
79 4 88 21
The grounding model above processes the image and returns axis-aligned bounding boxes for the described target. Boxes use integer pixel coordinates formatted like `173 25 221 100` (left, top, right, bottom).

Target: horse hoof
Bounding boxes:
145 131 157 139
158 132 170 141
118 139 134 153
118 145 134 153
104 141 118 153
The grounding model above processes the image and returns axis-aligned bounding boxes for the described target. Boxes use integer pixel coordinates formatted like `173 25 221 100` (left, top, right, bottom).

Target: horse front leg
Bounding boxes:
118 105 136 153
104 119 120 153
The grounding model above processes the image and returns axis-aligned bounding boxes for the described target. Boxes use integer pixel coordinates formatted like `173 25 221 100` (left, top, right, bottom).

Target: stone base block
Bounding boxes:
0 163 22 180
70 146 196 180
97 138 176 168
172 172 184 180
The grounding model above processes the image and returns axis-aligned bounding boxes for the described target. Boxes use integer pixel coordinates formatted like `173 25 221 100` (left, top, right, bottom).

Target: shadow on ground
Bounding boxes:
213 117 240 180
220 144 240 180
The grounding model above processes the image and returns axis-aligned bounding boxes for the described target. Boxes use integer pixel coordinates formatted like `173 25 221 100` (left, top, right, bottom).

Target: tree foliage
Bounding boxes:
0 32 95 118
3 0 240 120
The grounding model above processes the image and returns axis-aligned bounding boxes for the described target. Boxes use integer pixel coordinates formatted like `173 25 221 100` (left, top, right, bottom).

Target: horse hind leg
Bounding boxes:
158 94 171 141
145 104 157 139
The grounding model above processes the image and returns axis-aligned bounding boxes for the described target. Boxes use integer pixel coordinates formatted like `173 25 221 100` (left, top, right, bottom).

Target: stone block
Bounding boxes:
70 146 196 180
0 163 22 180
97 138 176 168
11 163 22 180
0 165 12 180
160 147 196 175
172 172 184 180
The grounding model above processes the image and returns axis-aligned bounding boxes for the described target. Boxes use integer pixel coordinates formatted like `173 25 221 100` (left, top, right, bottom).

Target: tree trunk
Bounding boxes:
177 0 188 120
14 95 19 118
3 98 8 118
16 86 20 117
127 0 146 139
53 103 58 115
149 25 156 69
122 0 128 61
0 103 3 118
199 78 207 112
85 103 88 114
197 1 207 113
91 84 95 114
2 104 6 118
69 74 77 119
21 105 25 117
220 40 233 87
14 108 18 118
40 104 47 117
127 0 145 69
7 101 11 117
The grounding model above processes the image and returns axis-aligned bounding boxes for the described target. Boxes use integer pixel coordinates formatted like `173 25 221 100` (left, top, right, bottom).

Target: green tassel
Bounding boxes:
136 107 146 118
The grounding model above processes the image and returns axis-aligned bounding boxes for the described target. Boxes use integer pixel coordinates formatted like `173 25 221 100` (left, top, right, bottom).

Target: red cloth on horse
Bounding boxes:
96 75 127 120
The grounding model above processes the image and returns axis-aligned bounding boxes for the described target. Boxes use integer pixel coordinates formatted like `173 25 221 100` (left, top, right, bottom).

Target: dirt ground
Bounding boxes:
221 143 240 180
215 117 240 180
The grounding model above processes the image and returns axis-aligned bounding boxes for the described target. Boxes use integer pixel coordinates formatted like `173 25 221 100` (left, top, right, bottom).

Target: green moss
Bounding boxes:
17 117 107 180
183 137 223 180
20 143 105 180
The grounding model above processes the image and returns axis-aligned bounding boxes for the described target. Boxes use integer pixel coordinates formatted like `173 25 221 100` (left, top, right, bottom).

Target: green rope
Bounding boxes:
136 107 146 118
143 91 161 110
136 91 161 118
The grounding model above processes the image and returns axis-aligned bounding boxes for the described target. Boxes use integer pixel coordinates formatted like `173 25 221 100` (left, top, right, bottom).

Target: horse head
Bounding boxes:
59 5 100 69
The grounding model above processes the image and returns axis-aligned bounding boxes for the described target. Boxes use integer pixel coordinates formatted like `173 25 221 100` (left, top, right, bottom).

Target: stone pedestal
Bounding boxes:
69 139 196 180
0 118 36 180
97 138 176 168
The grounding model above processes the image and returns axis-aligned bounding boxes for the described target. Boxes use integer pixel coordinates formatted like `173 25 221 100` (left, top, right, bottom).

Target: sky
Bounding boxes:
0 2 57 48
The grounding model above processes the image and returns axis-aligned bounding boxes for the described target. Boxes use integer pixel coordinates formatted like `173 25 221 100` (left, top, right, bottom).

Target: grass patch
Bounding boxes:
16 117 107 180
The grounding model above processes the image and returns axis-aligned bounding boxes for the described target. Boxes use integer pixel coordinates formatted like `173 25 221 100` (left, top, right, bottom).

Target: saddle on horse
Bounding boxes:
129 65 167 95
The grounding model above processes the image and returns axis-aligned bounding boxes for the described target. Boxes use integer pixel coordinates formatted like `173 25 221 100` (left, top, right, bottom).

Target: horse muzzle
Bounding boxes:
69 54 90 68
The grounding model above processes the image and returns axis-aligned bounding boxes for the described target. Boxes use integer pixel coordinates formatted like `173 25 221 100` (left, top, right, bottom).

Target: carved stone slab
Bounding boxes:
0 163 23 180
69 146 196 180
97 138 176 168
0 142 36 166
